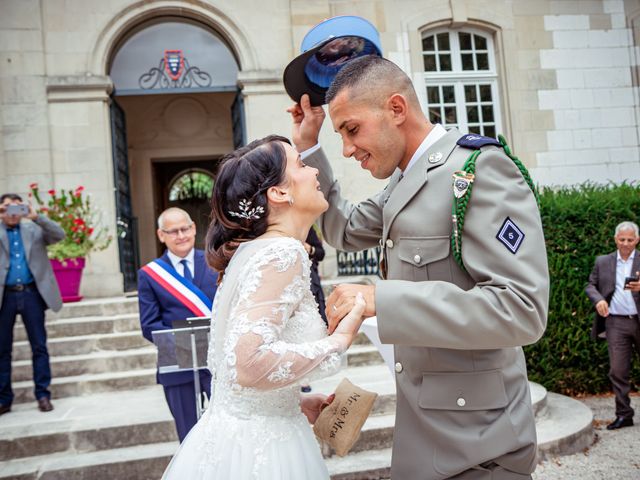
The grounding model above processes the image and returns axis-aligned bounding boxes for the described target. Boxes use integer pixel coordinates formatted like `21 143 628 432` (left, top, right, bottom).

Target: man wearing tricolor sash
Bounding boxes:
138 208 218 442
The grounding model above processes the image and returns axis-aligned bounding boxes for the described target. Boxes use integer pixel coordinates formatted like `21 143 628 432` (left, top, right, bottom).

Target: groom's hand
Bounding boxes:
286 94 325 152
326 284 376 334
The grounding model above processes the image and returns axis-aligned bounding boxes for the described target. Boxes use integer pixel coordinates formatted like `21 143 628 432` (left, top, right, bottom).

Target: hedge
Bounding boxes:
524 182 640 395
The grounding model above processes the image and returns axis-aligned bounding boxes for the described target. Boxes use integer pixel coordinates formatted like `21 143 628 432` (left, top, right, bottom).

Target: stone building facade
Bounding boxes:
1 0 639 296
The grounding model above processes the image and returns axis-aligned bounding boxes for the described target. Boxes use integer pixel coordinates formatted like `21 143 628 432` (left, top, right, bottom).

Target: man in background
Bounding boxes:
0 193 65 415
138 207 218 442
586 221 640 430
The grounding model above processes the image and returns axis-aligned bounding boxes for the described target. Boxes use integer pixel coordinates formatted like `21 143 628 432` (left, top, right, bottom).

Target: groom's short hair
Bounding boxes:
325 56 420 109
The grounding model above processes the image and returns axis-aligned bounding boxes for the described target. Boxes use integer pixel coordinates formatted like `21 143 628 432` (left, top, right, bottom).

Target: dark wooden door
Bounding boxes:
110 98 140 291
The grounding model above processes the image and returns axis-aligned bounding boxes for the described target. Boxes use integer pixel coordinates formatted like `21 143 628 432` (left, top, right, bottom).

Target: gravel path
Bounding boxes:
533 393 640 480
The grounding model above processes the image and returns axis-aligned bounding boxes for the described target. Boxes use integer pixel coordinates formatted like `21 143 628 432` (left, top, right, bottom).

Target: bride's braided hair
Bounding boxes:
206 135 290 283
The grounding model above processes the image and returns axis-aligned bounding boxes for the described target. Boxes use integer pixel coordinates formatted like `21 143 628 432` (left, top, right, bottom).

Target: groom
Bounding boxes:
289 57 549 479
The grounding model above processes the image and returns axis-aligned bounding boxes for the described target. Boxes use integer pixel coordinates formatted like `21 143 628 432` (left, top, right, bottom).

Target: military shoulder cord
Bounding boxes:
451 134 540 271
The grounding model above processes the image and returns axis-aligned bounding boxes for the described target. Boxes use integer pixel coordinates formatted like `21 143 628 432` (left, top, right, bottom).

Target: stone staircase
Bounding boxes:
0 297 594 479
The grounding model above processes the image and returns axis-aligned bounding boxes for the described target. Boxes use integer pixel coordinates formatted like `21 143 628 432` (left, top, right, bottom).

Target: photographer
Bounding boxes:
0 193 65 415
586 221 640 430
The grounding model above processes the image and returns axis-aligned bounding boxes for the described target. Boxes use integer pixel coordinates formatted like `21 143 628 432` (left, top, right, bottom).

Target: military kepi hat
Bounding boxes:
283 15 382 106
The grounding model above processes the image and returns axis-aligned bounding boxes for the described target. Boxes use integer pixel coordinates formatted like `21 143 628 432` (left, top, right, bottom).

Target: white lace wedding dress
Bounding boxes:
162 237 344 480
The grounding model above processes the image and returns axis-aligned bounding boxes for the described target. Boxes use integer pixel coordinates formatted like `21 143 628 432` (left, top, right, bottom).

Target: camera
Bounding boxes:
4 204 29 216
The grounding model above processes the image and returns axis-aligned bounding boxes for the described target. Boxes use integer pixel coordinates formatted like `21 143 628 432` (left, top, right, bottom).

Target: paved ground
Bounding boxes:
533 393 640 480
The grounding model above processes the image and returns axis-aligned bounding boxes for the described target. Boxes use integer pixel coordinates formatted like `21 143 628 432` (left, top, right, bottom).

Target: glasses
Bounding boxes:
161 224 194 237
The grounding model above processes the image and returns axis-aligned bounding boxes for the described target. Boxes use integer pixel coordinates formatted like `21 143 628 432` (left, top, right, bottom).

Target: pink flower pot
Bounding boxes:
50 257 85 303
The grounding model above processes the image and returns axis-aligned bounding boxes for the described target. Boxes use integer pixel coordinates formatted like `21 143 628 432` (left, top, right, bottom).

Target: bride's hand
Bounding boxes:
331 292 366 349
301 393 335 424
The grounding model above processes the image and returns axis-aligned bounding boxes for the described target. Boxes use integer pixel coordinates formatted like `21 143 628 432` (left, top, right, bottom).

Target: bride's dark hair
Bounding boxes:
206 135 291 283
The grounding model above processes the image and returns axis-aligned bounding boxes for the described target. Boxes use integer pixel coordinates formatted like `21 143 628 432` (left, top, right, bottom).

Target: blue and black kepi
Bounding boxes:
283 15 382 106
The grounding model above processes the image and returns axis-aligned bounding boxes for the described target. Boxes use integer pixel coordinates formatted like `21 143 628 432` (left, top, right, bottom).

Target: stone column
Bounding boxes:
46 75 124 297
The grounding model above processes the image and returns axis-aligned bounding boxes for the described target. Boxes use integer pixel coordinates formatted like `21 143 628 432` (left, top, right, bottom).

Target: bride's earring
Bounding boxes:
288 196 294 206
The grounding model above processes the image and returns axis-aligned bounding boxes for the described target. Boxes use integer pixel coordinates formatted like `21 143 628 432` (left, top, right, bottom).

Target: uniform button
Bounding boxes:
386 239 394 248
394 362 403 373
456 397 466 407
413 254 421 263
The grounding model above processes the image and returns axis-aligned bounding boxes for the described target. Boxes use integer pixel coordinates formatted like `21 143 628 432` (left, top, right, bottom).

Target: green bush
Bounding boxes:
524 182 640 395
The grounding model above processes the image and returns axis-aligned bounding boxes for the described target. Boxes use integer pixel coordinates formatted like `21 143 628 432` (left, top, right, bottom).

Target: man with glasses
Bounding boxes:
137 207 218 441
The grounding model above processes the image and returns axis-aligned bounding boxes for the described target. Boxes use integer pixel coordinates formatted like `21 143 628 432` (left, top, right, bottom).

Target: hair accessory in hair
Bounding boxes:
228 199 265 221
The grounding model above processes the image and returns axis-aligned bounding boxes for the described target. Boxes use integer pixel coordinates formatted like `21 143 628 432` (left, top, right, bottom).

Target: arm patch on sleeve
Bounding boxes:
496 217 525 254
457 134 502 149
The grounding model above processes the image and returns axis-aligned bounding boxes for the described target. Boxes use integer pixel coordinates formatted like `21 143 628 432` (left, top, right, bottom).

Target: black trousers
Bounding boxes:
606 314 640 419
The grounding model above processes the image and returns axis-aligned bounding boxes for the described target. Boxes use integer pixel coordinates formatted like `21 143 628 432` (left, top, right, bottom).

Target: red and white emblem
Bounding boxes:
164 50 184 81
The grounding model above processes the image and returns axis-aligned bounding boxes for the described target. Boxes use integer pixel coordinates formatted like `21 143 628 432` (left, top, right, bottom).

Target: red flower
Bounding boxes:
29 183 38 190
73 218 85 226
88 228 94 235
70 226 78 232
48 189 56 195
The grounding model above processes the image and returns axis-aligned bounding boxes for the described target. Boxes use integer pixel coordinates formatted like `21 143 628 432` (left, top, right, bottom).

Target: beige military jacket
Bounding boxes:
306 129 549 479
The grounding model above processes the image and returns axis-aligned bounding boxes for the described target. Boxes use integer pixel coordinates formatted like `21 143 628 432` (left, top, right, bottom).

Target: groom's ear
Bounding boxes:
266 185 290 206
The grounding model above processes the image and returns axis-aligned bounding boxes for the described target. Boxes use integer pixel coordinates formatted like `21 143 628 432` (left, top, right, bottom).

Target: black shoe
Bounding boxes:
606 417 633 430
37 397 53 412
0 404 11 416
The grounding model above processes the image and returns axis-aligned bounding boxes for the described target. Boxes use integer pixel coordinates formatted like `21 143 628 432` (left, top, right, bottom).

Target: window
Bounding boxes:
421 29 501 138
169 170 214 202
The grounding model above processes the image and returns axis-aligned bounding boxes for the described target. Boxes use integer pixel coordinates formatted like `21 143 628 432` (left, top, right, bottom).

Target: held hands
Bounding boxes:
595 300 609 317
329 291 366 350
327 285 375 334
286 93 326 152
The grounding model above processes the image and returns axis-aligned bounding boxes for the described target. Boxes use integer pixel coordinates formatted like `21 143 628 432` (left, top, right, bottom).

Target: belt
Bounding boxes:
610 314 639 320
5 283 35 292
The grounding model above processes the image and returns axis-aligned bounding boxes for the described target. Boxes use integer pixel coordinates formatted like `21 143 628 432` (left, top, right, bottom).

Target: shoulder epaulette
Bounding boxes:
456 134 501 149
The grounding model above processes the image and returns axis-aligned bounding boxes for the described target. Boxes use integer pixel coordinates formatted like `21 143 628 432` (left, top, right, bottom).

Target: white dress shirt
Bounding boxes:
403 123 447 174
609 250 638 316
167 248 195 279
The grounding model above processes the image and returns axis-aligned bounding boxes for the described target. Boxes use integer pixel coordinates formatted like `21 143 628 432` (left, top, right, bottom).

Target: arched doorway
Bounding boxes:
107 17 244 290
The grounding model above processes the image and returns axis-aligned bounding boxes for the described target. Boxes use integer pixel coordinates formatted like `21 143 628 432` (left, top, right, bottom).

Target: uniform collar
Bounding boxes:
403 123 447 175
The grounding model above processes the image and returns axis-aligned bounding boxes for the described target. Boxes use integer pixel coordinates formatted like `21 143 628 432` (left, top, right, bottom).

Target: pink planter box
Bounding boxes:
50 257 85 303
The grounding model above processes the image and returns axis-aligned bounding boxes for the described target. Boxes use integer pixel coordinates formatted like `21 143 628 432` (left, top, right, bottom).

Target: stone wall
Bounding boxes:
1 0 639 295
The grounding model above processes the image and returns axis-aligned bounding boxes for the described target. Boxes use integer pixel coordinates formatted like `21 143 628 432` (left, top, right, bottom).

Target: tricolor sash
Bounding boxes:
141 259 213 317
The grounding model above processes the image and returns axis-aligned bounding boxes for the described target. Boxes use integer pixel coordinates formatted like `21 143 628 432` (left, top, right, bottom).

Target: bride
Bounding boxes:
162 135 365 479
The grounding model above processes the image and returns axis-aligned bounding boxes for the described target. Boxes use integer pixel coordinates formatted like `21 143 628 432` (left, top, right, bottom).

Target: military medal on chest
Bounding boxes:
452 170 475 198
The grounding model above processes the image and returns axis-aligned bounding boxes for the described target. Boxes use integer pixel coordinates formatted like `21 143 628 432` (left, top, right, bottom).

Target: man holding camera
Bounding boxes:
0 193 65 415
586 221 640 430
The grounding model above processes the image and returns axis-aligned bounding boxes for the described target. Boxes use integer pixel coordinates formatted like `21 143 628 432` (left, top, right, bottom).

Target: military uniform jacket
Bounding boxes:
306 128 549 479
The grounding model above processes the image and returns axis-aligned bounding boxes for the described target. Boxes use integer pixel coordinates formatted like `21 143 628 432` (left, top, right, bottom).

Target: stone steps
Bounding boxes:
1 365 397 462
12 368 157 404
1 296 595 480
14 314 140 342
11 342 381 404
13 331 149 361
12 347 157 382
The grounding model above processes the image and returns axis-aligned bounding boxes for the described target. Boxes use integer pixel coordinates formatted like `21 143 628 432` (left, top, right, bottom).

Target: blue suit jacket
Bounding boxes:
137 249 218 386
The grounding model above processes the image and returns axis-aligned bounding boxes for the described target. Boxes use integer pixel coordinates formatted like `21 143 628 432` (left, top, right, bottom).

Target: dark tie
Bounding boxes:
180 259 193 283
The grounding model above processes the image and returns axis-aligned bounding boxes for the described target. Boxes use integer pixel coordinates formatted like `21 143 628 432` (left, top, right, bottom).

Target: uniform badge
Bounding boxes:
452 171 475 198
428 152 443 163
496 217 525 254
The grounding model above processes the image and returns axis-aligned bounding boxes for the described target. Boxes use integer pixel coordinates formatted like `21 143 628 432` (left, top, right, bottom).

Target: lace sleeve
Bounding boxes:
230 244 345 390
